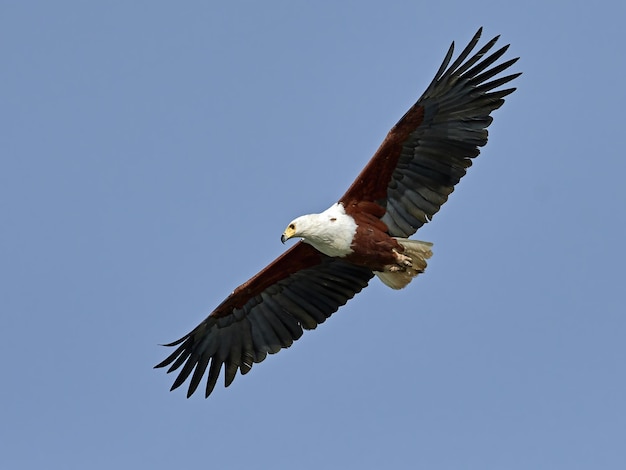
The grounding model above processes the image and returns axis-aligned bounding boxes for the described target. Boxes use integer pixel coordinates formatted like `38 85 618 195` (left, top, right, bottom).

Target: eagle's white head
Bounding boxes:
281 203 357 257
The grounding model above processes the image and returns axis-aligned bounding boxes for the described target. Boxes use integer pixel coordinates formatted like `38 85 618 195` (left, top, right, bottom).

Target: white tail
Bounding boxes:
375 239 433 289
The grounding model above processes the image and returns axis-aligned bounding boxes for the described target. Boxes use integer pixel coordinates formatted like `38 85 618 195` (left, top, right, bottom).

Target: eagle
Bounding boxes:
156 28 520 398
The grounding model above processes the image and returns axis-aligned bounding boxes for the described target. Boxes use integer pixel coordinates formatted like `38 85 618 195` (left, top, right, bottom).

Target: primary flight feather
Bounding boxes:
156 28 521 398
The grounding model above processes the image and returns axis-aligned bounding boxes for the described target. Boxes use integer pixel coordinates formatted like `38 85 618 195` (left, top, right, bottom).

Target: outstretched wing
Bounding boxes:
156 242 373 398
340 28 521 237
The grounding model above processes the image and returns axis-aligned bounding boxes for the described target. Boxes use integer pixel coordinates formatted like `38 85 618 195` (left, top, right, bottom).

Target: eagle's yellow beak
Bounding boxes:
281 223 296 244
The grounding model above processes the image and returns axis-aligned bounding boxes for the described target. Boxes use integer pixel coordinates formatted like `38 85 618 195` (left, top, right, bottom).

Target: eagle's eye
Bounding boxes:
289 223 295 230
330 217 337 222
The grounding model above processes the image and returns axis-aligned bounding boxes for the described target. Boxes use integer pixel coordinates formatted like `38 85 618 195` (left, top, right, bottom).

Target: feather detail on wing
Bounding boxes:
155 242 373 397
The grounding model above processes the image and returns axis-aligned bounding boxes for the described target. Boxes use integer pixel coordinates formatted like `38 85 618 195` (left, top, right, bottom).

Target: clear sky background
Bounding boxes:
2 1 625 469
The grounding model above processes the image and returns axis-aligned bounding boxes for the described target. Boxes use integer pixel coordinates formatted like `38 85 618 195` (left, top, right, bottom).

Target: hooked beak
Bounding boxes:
281 225 296 244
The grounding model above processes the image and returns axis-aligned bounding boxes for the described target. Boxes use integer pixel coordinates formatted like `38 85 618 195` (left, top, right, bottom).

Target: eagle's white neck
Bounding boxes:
290 203 357 257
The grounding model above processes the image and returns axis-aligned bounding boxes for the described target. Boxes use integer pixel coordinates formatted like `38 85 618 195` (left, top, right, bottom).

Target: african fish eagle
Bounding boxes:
156 28 521 398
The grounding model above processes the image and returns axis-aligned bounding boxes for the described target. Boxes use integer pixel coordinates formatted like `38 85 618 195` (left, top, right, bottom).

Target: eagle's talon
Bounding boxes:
393 250 413 267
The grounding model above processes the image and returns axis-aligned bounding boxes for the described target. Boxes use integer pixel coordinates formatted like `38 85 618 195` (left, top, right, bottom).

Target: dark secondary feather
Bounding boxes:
156 28 520 398
340 27 521 237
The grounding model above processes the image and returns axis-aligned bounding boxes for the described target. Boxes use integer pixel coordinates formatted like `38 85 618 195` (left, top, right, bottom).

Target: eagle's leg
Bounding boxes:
392 248 413 268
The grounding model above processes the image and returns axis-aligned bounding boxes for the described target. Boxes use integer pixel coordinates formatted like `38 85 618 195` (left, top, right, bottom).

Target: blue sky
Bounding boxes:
2 1 625 469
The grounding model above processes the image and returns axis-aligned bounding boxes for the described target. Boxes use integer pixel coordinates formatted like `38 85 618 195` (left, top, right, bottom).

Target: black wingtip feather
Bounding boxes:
444 28 485 78
187 354 211 397
204 359 223 398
